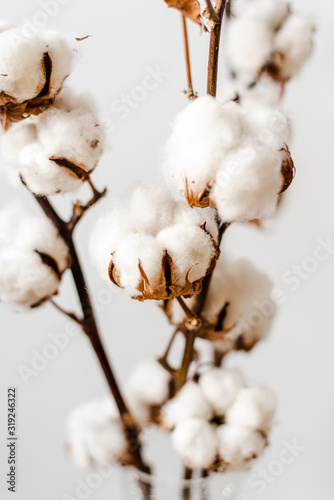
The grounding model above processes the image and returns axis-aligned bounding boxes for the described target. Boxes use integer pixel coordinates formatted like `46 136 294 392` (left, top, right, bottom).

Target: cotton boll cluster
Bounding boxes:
161 368 275 470
90 185 219 301
67 398 128 468
0 203 69 308
226 0 314 84
0 23 76 124
0 91 104 195
164 96 294 223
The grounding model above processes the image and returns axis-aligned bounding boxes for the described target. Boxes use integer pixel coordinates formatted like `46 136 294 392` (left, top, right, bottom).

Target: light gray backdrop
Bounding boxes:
0 0 333 498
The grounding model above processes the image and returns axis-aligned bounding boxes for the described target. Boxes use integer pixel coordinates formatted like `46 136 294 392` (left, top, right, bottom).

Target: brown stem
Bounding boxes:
50 300 82 324
182 467 193 500
207 0 226 97
33 194 150 475
176 221 230 390
182 14 197 101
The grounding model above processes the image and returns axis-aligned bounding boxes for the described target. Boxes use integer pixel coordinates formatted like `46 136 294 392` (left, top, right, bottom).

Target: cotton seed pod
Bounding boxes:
90 185 219 301
0 203 70 308
0 25 76 129
164 96 295 222
0 91 104 195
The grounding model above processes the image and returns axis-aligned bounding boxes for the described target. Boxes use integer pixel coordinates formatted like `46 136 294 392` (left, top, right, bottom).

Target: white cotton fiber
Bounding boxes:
39 30 75 97
1 97 103 195
0 28 46 101
67 399 127 468
274 14 314 80
127 361 171 407
164 97 243 197
226 384 276 431
242 103 290 149
211 144 283 222
162 381 213 429
226 18 274 76
217 425 266 467
172 418 218 469
199 368 245 416
0 202 69 308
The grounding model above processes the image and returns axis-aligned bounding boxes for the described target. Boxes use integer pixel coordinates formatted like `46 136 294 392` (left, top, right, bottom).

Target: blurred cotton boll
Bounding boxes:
127 360 172 408
217 425 267 468
66 398 128 468
0 202 69 309
199 368 245 416
171 418 218 469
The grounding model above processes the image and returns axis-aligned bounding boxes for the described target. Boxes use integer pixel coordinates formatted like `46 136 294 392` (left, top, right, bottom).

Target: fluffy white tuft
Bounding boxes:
127 360 171 407
274 14 314 80
172 418 218 469
199 368 245 416
162 381 213 429
217 425 267 467
226 384 276 431
0 202 69 308
164 97 243 196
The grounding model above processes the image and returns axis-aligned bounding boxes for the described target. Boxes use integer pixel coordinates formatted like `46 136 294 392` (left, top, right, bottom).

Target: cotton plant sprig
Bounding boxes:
0 21 150 482
0 0 314 496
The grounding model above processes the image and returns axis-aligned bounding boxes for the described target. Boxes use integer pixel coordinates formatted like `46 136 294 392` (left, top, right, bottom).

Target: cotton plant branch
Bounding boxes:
67 180 107 233
33 194 150 476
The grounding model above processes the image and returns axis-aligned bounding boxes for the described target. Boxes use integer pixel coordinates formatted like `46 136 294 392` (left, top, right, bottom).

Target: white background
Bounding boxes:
0 0 333 499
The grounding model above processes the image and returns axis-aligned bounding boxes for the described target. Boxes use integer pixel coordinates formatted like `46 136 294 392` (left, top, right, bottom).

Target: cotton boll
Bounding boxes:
0 28 46 102
226 19 274 77
0 202 69 308
0 21 13 34
217 425 266 467
127 361 171 407
39 31 75 96
67 399 127 468
202 256 275 353
199 368 245 416
172 418 218 469
212 144 283 222
242 0 289 30
226 385 276 431
162 381 213 429
157 224 215 284
274 14 314 80
164 97 243 197
37 106 104 172
112 233 165 297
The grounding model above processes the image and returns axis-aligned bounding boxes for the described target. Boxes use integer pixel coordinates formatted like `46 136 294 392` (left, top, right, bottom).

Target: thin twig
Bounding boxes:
207 0 227 97
181 14 197 101
157 327 180 374
50 300 83 324
33 194 150 477
67 180 107 233
177 327 197 390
